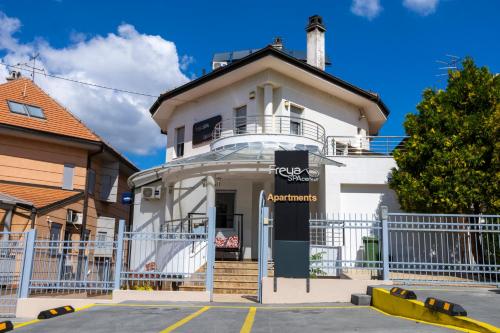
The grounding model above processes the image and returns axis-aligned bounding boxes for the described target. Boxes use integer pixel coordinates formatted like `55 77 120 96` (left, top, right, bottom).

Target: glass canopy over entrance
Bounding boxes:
128 142 344 187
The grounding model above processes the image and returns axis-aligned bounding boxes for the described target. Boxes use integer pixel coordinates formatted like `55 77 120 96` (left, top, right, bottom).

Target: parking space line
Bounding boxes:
240 307 256 333
159 306 211 333
95 303 369 310
13 319 40 329
370 306 476 333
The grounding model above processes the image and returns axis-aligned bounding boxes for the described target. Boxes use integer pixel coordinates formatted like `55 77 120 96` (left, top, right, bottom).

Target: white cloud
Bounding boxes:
351 0 383 20
403 0 439 16
0 12 190 156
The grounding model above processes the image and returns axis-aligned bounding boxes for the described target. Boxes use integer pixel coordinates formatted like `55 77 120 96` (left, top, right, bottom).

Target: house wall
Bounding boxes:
0 133 133 240
323 157 401 215
163 69 367 162
0 134 87 190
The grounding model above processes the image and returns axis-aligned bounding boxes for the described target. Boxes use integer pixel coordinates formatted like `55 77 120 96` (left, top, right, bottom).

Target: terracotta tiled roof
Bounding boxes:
0 78 100 142
0 181 83 210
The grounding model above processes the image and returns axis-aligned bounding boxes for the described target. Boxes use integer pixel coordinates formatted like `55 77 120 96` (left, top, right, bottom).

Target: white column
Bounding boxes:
206 175 216 211
263 84 273 133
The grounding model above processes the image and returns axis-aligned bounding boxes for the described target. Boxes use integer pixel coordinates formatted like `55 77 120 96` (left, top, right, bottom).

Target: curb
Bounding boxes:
371 288 500 333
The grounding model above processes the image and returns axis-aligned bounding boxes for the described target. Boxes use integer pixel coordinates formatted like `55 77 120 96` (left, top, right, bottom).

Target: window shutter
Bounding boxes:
62 164 75 190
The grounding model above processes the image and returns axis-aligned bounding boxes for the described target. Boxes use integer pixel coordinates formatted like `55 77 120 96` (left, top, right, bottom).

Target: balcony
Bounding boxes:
211 115 326 151
326 136 408 157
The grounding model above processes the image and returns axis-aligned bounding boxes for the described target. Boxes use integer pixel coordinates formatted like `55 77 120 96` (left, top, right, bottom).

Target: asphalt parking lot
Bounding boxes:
389 285 500 328
13 302 464 333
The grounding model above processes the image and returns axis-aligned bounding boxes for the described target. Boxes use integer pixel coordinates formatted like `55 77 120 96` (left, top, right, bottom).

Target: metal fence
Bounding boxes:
120 215 211 291
388 213 500 285
309 213 382 279
0 232 27 317
29 236 117 296
306 209 500 286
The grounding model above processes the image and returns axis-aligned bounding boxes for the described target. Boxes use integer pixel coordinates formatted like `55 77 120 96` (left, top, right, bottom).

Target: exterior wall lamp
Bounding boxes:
358 109 367 121
215 177 222 187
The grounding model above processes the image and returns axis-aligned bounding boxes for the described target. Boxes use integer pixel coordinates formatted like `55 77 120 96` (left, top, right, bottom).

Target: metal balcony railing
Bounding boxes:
212 115 326 144
326 135 408 156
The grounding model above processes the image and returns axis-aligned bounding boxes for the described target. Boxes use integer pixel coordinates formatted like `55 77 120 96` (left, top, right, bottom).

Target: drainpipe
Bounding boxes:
77 144 104 280
30 207 37 229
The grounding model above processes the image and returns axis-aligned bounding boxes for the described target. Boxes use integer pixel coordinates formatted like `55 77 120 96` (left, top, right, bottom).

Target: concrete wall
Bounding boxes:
322 157 401 215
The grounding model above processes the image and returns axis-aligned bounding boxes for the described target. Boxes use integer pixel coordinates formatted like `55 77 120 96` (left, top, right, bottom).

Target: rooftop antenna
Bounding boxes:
15 54 45 82
30 53 40 81
435 54 461 79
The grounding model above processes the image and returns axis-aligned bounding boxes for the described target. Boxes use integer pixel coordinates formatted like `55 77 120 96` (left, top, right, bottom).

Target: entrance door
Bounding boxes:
216 191 236 228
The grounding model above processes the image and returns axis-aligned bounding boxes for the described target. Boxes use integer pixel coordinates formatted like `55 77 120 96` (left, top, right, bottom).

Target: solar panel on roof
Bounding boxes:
212 48 331 65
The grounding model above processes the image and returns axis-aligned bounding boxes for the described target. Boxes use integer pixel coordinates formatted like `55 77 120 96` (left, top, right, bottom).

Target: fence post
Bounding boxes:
380 206 390 281
206 207 216 302
19 229 36 298
114 219 125 290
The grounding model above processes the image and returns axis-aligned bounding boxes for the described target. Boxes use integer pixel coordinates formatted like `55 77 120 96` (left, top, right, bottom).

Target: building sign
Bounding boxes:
269 165 319 182
273 151 310 279
267 194 317 202
121 192 133 205
192 115 222 145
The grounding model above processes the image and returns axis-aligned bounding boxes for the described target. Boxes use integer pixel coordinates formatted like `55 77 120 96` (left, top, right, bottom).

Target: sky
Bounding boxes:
0 0 498 170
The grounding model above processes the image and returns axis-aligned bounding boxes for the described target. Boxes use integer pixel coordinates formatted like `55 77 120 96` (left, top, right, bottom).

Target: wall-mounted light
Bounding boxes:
284 100 290 109
358 109 367 121
249 91 256 100
215 177 222 187
201 177 207 187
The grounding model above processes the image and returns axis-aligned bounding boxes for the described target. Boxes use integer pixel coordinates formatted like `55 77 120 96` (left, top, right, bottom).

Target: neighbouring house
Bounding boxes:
128 14 403 269
0 75 138 247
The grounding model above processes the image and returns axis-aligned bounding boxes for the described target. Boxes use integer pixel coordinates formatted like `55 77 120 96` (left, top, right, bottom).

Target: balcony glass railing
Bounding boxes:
212 115 326 144
326 136 408 156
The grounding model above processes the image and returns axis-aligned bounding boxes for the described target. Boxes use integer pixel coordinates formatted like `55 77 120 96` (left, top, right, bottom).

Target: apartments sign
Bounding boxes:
269 165 319 182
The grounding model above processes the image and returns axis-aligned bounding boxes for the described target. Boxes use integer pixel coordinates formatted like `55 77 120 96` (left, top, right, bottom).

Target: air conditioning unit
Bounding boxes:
142 186 161 200
66 210 83 225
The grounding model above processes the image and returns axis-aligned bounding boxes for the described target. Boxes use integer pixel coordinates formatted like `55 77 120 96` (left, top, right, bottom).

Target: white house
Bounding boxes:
128 15 402 263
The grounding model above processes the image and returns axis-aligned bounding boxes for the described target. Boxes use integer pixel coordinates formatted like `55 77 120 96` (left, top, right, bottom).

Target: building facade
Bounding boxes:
129 16 403 261
0 76 138 245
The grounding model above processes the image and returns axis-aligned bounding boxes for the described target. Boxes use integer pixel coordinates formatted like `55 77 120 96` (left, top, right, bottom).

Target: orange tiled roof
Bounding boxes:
0 181 83 209
0 78 100 142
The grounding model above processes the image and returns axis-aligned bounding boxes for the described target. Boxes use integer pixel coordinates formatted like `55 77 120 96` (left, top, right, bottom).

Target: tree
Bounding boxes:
389 57 499 214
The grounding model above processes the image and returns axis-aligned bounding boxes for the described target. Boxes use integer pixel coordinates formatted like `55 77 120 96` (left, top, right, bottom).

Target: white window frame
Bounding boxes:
234 105 247 134
175 126 185 158
289 104 303 136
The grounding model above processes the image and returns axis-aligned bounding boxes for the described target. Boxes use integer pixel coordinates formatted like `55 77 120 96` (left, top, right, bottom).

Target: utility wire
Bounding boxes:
1 62 160 98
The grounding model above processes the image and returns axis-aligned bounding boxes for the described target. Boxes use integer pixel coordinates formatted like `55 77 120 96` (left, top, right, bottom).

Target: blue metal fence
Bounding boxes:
0 231 28 317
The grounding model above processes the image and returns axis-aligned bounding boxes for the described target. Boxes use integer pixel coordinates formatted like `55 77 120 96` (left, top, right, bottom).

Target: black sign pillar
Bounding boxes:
273 151 310 278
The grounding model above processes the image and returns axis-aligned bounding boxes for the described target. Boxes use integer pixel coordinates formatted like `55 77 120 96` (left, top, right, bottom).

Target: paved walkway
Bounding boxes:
14 302 462 333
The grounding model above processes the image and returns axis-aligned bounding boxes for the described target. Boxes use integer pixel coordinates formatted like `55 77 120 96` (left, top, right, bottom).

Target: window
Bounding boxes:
49 223 62 255
234 105 247 134
62 164 74 190
7 101 45 119
96 231 107 248
7 101 27 115
87 169 96 195
290 105 303 135
175 126 185 158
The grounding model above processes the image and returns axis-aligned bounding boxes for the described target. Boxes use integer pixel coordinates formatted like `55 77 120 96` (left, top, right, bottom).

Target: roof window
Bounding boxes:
7 101 45 119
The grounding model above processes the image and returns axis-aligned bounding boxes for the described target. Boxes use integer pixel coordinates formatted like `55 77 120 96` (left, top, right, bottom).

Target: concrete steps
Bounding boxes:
179 261 273 295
